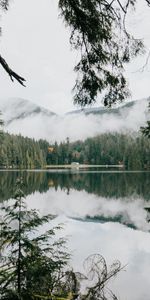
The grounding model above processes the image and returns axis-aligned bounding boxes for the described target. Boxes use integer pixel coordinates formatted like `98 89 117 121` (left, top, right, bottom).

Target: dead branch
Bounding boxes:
145 0 150 6
0 54 26 86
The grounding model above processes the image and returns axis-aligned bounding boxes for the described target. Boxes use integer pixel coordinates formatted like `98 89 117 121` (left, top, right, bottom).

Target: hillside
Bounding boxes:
0 97 149 142
0 98 56 125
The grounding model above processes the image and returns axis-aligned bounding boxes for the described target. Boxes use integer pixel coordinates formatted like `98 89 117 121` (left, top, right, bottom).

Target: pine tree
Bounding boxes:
0 178 69 300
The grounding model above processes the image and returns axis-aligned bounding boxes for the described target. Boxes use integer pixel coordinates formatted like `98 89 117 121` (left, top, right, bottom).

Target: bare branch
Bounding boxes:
116 0 126 13
0 54 26 86
145 0 150 6
132 50 150 73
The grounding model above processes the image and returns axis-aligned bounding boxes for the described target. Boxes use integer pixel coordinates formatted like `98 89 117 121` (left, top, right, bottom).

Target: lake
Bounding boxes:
1 170 150 299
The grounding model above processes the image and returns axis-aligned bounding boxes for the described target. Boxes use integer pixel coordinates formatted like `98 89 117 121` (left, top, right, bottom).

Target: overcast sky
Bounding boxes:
0 0 150 114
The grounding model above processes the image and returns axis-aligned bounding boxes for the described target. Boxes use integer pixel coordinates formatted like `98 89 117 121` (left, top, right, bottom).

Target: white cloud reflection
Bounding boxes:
25 188 150 300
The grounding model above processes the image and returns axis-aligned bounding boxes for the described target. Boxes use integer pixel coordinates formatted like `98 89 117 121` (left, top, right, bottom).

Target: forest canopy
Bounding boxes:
1 131 150 170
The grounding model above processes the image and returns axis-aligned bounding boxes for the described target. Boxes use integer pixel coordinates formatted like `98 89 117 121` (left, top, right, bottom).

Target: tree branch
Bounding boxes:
0 54 26 86
145 0 150 6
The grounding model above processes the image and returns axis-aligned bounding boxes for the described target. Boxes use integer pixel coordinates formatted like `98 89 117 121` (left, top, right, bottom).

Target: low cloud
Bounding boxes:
1 98 149 142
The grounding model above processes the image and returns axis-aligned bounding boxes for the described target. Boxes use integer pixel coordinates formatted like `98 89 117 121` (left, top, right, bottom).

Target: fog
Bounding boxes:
1 98 149 142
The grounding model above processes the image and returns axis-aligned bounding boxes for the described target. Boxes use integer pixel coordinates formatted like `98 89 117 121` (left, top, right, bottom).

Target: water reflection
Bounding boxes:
0 170 150 201
62 217 150 300
25 188 150 232
1 170 150 299
26 190 150 300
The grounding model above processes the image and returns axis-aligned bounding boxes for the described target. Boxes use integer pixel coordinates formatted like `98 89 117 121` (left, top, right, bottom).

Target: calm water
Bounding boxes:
1 170 150 299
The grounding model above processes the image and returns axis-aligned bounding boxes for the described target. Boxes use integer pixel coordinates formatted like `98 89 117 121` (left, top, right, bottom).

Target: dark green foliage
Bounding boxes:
0 131 150 170
141 103 150 138
141 121 150 138
59 0 145 106
0 112 3 124
0 178 69 300
0 132 49 169
46 133 150 170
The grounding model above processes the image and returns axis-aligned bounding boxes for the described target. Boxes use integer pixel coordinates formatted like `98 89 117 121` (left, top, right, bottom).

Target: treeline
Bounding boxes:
0 132 150 169
0 132 49 168
47 133 150 170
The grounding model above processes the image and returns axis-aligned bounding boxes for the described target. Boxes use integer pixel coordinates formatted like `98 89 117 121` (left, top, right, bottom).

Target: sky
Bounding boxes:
0 0 150 114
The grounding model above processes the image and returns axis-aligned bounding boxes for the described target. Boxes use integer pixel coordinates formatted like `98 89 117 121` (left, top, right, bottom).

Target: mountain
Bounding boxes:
0 98 56 125
67 98 150 117
0 97 149 142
